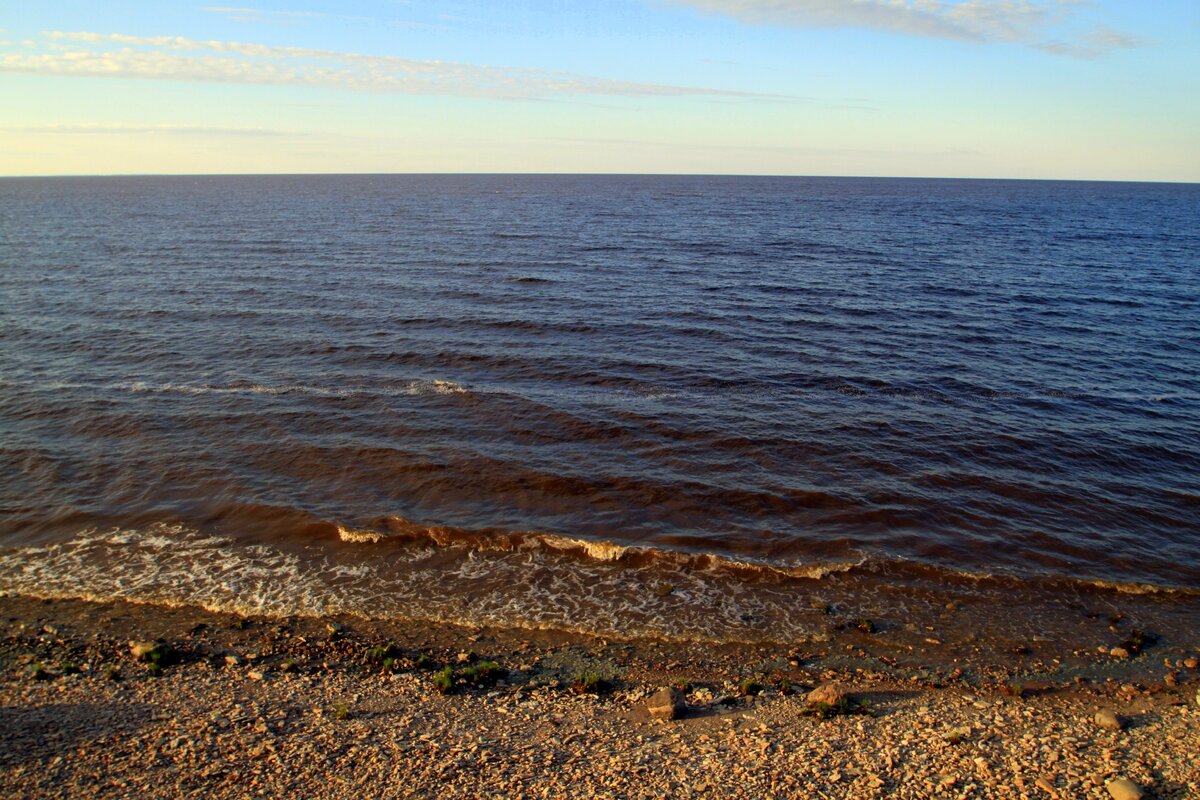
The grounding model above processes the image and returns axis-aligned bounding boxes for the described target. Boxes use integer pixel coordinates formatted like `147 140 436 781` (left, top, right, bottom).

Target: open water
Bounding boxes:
1 175 1197 645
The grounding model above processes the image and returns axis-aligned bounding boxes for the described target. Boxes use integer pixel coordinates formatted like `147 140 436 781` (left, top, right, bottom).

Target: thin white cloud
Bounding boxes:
3 123 297 136
0 31 780 100
201 5 432 29
541 136 980 158
1033 25 1149 58
667 0 1143 56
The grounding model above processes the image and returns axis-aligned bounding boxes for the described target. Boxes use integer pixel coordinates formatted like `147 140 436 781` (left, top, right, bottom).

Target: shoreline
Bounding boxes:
2 593 1198 798
5 521 1200 665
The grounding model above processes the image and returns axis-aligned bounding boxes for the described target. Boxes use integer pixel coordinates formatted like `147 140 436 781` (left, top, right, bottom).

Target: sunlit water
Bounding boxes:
2 175 1197 644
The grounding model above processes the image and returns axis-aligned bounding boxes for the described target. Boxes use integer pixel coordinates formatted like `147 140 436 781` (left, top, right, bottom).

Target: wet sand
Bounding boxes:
1 594 1198 798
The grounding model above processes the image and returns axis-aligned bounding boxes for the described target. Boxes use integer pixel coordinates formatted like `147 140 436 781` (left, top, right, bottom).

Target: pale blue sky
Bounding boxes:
2 1 1197 179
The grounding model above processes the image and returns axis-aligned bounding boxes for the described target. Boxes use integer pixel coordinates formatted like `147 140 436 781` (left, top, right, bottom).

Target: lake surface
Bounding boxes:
2 175 1197 645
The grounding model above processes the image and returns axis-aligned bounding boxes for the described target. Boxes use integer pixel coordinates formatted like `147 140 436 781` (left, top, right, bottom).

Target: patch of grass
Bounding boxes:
472 661 505 684
571 671 605 695
332 703 351 720
367 642 402 668
801 698 853 719
433 666 455 694
414 654 433 670
279 657 298 673
132 641 177 669
429 660 506 693
739 679 765 697
103 664 122 681
60 662 81 676
30 663 50 681
672 678 693 692
776 678 794 696
853 618 877 634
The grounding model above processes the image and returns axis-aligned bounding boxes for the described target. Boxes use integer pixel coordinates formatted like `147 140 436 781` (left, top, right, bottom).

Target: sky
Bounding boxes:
1 1 1198 180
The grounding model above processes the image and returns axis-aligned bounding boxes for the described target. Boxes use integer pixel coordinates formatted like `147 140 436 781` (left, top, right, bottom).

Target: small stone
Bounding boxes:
1105 777 1144 800
1184 657 1199 670
248 670 265 681
806 683 846 707
1110 647 1131 659
1094 709 1125 732
225 655 242 666
1035 775 1058 797
646 687 686 721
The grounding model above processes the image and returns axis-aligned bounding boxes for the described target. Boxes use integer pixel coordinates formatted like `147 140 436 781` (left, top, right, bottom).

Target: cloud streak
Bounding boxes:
201 5 432 30
0 31 780 100
2 123 297 136
668 0 1143 56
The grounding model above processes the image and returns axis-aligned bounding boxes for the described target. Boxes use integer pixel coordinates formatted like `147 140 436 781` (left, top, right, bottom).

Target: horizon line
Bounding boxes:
2 171 1197 186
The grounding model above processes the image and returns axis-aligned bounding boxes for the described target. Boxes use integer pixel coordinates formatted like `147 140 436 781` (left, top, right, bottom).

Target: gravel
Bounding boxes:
1 596 1197 799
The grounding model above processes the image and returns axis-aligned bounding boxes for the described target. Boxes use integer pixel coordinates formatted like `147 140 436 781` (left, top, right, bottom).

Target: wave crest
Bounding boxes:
339 515 861 580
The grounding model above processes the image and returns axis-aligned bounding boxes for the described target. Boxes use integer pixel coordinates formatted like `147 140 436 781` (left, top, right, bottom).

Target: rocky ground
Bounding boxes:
1 595 1197 799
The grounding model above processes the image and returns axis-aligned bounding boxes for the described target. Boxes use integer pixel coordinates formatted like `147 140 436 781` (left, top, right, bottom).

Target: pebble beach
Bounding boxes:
2 595 1197 799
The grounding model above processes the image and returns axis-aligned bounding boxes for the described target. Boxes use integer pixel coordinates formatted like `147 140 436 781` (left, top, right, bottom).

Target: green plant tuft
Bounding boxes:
571 671 604 695
473 661 504 683
803 698 853 719
433 665 455 694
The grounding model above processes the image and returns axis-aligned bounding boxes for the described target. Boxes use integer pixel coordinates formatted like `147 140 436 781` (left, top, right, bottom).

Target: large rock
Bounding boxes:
806 683 846 707
646 687 685 721
1105 778 1144 800
1094 708 1125 732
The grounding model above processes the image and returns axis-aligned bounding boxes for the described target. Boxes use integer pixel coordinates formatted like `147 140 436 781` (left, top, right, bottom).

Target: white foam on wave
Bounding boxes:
537 534 631 562
336 525 385 544
13 378 473 400
404 379 468 396
339 515 864 580
0 523 844 644
4 523 1191 647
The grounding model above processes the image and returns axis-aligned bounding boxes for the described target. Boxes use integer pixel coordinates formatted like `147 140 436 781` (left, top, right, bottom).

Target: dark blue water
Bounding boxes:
1 175 1197 643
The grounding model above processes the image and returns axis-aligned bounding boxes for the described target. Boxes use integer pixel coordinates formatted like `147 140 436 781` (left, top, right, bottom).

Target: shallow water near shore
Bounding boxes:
1 175 1198 650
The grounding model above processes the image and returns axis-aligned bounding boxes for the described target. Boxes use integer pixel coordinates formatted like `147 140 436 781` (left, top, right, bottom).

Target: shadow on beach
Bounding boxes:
0 702 155 766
